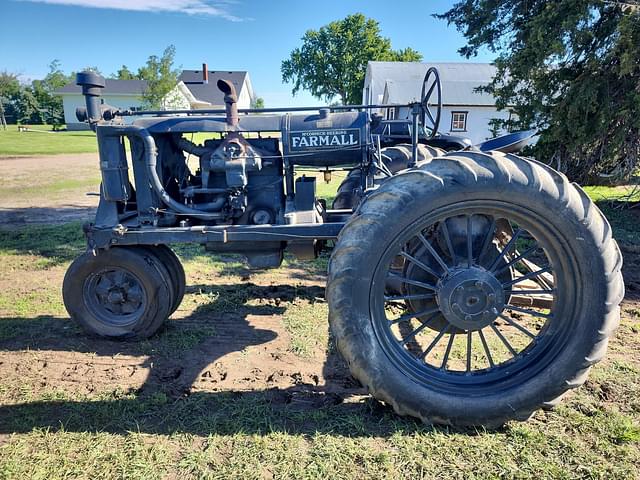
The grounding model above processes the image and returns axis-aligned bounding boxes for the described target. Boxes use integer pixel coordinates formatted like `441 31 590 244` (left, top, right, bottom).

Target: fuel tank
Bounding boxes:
281 109 369 167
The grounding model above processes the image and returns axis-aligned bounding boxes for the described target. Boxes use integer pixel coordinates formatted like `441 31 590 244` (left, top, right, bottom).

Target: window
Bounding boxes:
365 86 370 105
386 108 396 120
451 111 468 131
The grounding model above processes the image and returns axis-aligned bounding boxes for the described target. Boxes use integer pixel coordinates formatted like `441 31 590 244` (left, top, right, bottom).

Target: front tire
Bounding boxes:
63 247 173 339
327 151 623 427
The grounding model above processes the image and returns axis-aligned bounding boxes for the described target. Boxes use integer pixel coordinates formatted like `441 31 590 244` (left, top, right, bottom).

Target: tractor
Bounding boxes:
62 68 623 427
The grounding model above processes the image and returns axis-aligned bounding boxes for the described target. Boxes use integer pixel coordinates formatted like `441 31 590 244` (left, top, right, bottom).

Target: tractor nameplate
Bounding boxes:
288 128 361 151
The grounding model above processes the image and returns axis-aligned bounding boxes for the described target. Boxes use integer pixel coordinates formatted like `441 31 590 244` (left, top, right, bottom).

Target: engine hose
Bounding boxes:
172 136 210 157
99 125 225 219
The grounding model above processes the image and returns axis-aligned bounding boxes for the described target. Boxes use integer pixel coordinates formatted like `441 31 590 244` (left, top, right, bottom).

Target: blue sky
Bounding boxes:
0 0 493 107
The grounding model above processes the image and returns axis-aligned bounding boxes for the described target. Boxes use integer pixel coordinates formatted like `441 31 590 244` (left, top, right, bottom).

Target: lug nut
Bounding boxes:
465 315 472 321
475 281 483 288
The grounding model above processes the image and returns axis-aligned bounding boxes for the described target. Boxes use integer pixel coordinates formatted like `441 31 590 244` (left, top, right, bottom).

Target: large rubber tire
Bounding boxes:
332 144 444 210
63 247 173 339
327 150 623 427
137 245 186 315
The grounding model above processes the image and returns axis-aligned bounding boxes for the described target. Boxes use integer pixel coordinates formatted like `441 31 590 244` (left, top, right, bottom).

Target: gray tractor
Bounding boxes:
63 68 623 427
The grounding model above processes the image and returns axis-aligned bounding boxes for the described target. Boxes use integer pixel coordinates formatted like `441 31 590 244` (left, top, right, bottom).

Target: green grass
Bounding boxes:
0 125 98 156
0 126 279 157
0 173 639 477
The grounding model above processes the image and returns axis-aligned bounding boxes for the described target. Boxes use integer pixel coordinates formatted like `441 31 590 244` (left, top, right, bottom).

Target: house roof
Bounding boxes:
368 62 498 106
55 79 148 96
55 69 255 106
179 70 251 106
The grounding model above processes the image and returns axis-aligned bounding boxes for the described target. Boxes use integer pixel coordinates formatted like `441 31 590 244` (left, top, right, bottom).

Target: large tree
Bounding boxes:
282 13 422 105
31 60 72 126
137 45 180 109
0 71 21 126
437 1 640 183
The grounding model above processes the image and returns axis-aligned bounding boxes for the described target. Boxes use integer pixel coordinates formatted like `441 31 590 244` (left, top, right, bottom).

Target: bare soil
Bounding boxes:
0 154 99 225
0 154 363 415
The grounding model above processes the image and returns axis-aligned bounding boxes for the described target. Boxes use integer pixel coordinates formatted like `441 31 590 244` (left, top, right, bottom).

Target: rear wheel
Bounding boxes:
63 247 173 339
327 151 623 427
332 144 444 210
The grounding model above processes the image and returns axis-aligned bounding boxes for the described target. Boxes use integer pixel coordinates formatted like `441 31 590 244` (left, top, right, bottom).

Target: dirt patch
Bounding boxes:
0 282 363 409
0 154 100 225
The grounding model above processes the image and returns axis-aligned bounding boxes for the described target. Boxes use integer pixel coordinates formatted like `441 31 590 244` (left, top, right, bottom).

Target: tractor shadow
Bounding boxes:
0 281 470 438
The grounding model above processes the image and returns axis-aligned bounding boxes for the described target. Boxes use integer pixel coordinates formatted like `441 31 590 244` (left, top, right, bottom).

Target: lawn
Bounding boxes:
0 146 639 478
0 125 98 156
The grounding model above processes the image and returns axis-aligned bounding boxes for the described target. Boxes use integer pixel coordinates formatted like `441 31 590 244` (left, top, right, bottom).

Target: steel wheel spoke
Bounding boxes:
399 314 439 344
478 329 495 368
399 251 440 278
504 304 552 319
440 332 456 370
488 228 522 271
502 265 552 287
439 220 457 265
498 313 537 339
387 273 437 291
420 325 450 360
490 324 517 357
417 232 450 273
477 217 497 263
384 293 435 302
493 242 539 276
466 215 474 267
466 330 473 372
505 289 554 296
390 306 441 325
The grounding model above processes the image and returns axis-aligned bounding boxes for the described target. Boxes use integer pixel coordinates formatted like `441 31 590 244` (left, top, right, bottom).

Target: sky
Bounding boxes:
0 0 493 107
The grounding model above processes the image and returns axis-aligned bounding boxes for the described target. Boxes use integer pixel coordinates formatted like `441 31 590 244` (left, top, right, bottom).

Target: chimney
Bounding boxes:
202 63 208 84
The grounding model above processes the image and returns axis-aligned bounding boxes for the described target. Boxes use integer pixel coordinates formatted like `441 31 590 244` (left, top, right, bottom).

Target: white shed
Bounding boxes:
363 62 513 144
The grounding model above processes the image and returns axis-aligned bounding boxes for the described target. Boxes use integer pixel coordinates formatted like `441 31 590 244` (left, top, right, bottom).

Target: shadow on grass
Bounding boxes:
0 280 468 438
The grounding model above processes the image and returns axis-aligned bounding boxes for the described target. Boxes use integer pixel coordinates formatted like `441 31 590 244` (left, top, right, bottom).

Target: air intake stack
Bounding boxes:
76 71 105 130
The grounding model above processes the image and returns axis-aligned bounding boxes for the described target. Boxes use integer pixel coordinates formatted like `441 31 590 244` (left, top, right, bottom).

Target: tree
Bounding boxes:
0 71 21 128
137 45 180 109
437 1 640 183
253 97 265 109
282 13 422 105
31 60 72 127
113 65 137 80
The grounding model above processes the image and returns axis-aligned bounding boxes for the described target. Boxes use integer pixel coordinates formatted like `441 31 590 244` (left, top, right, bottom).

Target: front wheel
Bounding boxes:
327 151 623 427
63 247 173 339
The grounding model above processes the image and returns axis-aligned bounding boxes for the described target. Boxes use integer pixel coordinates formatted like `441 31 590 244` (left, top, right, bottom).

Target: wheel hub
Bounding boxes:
437 267 505 331
90 269 144 317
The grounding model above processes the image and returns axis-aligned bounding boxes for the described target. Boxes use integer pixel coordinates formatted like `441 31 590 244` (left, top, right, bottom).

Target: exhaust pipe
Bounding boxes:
217 79 238 127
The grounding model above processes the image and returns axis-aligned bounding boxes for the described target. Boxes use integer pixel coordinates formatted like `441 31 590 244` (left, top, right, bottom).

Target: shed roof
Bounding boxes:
368 62 498 106
55 79 148 96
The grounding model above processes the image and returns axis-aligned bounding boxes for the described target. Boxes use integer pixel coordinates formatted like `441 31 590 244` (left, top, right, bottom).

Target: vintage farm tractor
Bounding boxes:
63 69 623 427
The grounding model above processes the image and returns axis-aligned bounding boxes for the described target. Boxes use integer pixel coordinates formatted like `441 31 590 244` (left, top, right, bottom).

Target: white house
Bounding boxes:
56 66 256 130
363 62 513 144
168 68 256 111
56 79 148 130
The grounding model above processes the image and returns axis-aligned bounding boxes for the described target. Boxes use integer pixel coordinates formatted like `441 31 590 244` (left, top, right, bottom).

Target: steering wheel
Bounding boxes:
420 67 442 138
